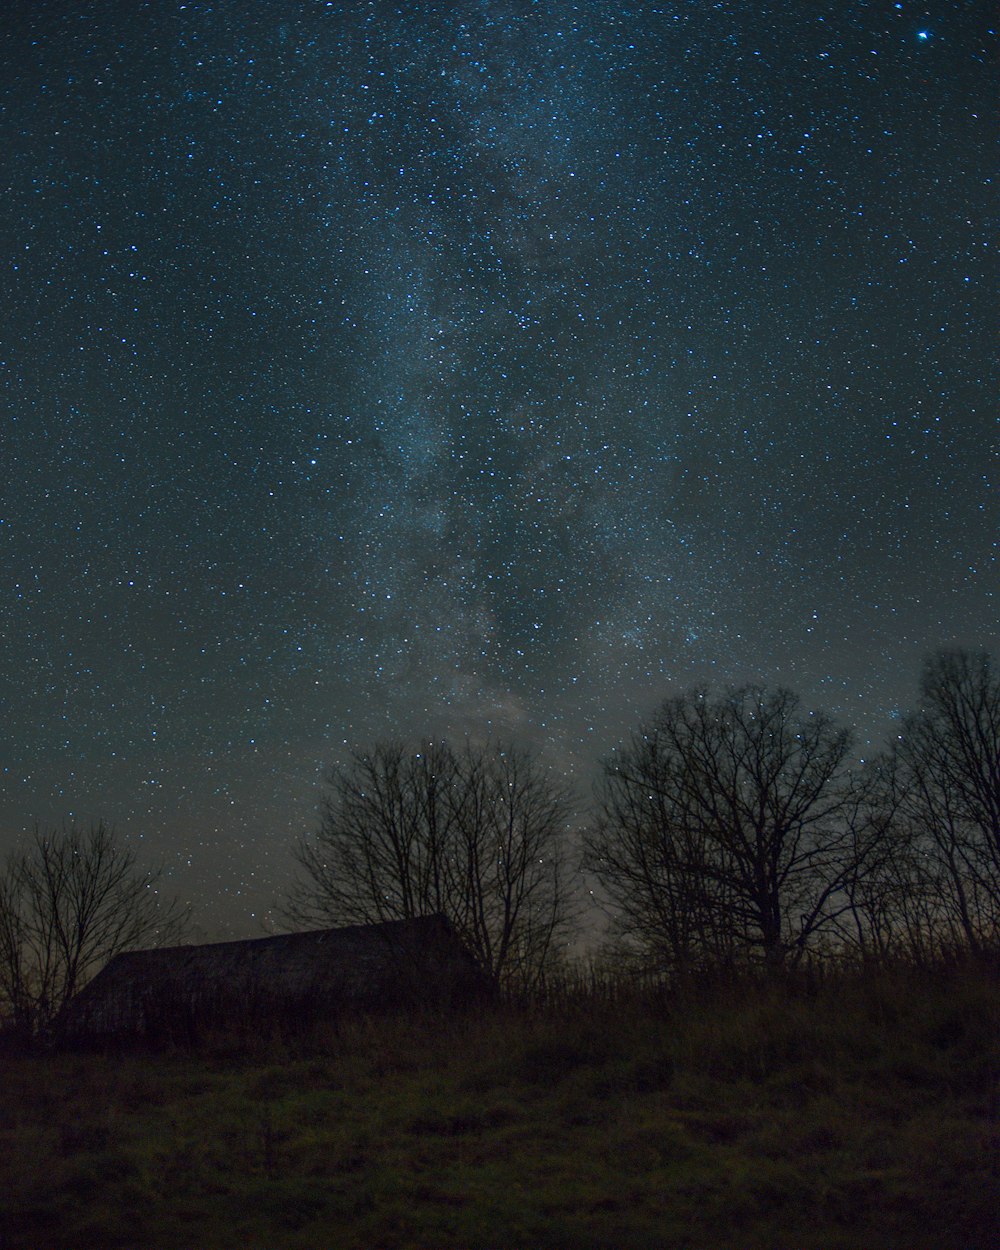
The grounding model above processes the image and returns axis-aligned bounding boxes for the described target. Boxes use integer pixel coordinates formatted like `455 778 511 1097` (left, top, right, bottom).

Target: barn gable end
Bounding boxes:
60 914 490 1043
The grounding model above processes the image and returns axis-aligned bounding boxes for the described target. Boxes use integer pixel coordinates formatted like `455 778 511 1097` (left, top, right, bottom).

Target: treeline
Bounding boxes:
1 648 998 1036
289 648 1000 985
588 650 1000 974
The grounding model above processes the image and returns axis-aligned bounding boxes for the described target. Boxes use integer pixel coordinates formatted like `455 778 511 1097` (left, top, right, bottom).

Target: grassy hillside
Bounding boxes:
2 959 998 1249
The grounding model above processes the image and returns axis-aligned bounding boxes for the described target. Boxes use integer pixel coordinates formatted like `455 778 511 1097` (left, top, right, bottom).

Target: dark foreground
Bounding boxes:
2 961 998 1249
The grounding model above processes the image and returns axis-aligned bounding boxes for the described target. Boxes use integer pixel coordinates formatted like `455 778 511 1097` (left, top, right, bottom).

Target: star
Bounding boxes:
0 1 993 937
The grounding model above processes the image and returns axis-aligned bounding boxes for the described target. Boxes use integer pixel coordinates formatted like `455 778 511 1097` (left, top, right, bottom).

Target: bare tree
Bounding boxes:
886 650 1000 952
586 686 868 972
285 740 573 991
0 821 188 1037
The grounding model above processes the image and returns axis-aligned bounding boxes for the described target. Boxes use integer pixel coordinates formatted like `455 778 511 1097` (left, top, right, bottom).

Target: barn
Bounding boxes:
60 914 490 1044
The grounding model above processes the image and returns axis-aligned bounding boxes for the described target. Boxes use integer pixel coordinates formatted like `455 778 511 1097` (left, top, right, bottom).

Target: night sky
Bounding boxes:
2 1 995 938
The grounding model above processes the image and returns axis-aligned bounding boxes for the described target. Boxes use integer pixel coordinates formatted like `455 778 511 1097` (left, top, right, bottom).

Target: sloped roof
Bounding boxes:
62 914 487 1038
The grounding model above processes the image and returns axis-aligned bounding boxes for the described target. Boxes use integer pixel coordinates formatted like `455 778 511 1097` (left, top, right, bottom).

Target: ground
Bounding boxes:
2 961 998 1249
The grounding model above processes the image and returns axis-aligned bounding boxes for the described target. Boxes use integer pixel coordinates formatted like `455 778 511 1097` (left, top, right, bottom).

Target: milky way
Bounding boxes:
2 1 995 935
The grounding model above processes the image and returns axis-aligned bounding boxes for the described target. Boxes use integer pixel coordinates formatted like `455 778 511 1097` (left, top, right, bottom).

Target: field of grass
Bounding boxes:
2 959 998 1249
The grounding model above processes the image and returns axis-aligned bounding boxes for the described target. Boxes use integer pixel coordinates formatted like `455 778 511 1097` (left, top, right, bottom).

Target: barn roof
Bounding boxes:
61 914 488 1040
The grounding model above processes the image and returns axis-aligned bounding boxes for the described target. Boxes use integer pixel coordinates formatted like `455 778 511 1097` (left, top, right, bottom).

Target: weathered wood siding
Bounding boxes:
61 915 490 1042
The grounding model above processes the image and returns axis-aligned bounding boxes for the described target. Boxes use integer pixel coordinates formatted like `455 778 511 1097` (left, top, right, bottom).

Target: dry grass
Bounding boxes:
1 957 998 1249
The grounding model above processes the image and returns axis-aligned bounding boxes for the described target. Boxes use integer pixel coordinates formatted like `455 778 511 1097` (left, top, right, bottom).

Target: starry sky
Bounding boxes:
2 0 996 938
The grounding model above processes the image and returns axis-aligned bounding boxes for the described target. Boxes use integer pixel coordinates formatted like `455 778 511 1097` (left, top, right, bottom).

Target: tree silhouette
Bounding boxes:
586 686 868 972
0 821 188 1037
285 740 572 992
886 649 1000 952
